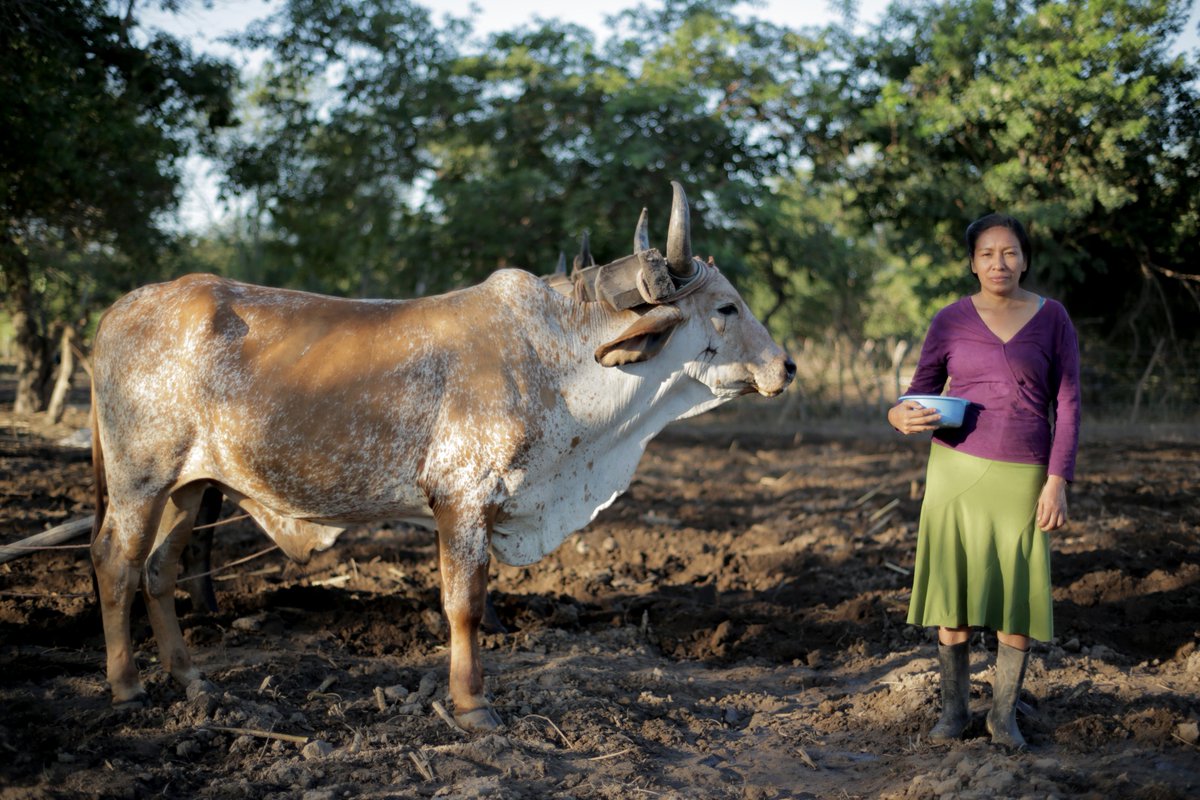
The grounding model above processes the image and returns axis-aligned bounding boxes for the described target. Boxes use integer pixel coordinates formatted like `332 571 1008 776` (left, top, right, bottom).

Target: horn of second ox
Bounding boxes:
633 208 650 254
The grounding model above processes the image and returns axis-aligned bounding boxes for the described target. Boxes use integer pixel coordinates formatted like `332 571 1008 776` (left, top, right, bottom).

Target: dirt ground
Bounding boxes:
1 398 1198 800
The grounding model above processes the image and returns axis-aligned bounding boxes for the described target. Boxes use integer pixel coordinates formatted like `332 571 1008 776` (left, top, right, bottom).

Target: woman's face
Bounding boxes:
971 226 1026 297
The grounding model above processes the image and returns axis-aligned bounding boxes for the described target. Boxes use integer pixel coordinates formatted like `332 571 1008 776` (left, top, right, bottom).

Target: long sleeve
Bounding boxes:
905 310 951 396
1046 310 1082 480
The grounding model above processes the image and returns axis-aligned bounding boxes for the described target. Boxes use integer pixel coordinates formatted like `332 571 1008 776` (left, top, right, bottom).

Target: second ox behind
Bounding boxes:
89 182 795 730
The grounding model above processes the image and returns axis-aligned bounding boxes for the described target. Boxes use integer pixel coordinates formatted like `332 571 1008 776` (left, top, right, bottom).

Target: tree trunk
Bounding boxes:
45 323 77 423
891 339 910 400
5 240 54 414
1129 337 1166 424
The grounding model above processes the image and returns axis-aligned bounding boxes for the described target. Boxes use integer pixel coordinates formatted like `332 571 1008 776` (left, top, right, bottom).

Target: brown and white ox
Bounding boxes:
89 182 795 730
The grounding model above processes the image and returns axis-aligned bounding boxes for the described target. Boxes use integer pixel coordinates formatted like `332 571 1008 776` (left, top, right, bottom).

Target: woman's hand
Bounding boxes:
888 400 942 434
1037 475 1069 531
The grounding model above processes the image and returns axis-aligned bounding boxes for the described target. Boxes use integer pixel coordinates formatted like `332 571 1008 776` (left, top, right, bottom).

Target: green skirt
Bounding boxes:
906 443 1054 641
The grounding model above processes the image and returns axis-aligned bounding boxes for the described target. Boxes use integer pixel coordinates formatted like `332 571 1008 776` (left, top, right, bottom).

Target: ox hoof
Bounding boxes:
112 691 149 711
455 706 503 732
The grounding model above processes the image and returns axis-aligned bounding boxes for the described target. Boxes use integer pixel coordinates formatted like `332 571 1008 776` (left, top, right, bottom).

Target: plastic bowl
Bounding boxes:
898 394 970 428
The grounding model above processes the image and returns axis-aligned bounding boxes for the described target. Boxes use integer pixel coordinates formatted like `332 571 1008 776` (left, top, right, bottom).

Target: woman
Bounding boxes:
887 213 1081 749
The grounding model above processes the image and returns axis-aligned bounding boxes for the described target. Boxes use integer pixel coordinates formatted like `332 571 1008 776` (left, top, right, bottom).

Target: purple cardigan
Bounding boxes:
905 296 1081 480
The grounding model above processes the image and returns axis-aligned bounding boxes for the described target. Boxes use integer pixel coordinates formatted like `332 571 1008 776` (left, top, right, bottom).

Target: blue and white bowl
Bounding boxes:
898 395 970 428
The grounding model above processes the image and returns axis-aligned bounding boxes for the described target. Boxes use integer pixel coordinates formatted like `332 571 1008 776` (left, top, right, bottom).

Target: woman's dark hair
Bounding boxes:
965 213 1032 272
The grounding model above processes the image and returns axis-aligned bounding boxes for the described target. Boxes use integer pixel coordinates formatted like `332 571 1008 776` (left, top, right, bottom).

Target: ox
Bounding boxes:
89 182 795 730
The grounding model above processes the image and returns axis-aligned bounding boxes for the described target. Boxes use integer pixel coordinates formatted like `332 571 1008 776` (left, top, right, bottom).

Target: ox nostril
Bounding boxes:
784 358 796 380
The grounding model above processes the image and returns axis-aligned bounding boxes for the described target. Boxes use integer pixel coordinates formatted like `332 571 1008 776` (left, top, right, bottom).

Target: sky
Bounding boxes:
147 0 893 62
145 0 1200 59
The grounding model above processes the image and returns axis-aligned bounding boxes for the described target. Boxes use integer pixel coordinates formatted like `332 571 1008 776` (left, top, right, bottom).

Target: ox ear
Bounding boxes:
594 305 685 367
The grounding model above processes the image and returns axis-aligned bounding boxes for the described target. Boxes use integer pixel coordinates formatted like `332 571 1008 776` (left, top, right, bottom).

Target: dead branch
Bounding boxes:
179 544 280 582
521 714 573 749
430 701 467 735
193 513 251 531
588 747 636 761
409 750 435 781
204 726 309 745
1130 338 1166 424
0 517 93 565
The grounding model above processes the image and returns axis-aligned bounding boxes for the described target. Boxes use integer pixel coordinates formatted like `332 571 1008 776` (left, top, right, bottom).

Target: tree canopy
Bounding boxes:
0 0 236 410
799 0 1200 341
217 0 1199 344
4 0 1199 416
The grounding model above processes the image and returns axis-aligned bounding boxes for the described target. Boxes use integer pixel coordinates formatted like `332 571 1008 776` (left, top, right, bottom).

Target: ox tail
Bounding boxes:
89 384 106 607
90 385 107 544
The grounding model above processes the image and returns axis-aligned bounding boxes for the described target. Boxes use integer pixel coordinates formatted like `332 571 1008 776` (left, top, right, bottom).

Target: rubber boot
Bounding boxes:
987 642 1031 750
929 641 970 741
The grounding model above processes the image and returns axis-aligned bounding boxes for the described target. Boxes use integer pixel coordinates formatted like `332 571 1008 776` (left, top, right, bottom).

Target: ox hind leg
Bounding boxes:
142 485 208 691
434 503 503 732
179 487 223 613
92 496 163 706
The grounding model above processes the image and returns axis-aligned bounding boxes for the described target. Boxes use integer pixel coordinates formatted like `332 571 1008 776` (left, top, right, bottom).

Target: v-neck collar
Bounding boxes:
967 295 1045 345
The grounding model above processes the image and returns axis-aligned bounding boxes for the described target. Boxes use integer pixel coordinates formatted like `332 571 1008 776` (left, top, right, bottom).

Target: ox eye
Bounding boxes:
717 304 738 316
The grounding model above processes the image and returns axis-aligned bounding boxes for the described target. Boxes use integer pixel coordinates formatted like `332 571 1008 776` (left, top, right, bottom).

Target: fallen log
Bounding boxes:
0 516 94 565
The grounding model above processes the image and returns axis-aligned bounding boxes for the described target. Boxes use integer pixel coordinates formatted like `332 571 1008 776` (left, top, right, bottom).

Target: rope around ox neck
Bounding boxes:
636 260 718 305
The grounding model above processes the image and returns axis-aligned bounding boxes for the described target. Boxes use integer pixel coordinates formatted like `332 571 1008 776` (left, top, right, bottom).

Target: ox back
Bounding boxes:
89 183 795 730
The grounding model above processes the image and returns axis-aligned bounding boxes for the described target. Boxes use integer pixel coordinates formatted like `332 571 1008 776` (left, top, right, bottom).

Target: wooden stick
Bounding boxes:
851 484 885 508
311 574 351 588
1 511 254 566
522 714 573 748
193 513 251 531
431 700 466 735
184 545 280 582
1171 733 1200 751
1 543 89 551
409 750 435 781
588 747 635 762
0 517 93 565
868 498 900 521
866 513 895 537
204 725 309 745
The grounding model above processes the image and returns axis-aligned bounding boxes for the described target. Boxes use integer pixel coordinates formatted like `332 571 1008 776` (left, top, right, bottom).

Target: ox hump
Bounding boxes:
479 268 556 306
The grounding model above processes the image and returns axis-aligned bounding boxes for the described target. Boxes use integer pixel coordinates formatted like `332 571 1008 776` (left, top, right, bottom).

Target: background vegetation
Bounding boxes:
2 0 1198 421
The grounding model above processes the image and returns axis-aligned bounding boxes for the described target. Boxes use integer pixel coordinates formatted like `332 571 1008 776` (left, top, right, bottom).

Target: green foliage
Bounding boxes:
208 0 1200 417
799 0 1200 337
223 0 466 295
5 0 1199 419
0 0 236 306
222 0 808 297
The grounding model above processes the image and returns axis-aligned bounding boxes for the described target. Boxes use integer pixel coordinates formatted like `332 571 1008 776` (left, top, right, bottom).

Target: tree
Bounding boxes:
223 0 466 296
223 0 809 295
0 0 235 412
437 0 815 273
797 0 1200 341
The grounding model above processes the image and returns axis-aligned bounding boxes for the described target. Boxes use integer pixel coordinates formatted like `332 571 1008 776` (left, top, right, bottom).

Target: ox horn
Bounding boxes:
666 180 696 280
633 208 650 253
574 230 595 270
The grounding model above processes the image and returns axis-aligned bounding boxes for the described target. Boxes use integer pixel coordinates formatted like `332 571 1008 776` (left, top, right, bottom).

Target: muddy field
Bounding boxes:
1 402 1198 800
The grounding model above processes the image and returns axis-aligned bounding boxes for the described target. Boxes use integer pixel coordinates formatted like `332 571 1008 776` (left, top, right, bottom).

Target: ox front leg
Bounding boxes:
435 506 502 732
